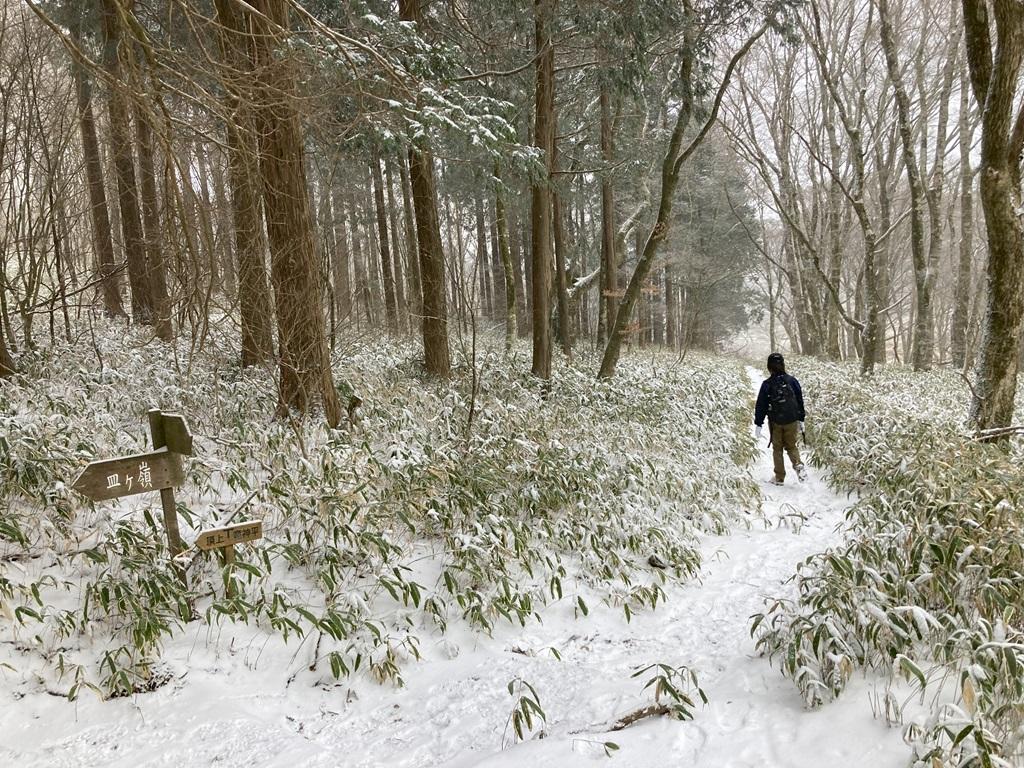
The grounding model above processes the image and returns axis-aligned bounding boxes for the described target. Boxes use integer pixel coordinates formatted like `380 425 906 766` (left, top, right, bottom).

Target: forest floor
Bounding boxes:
1 365 912 768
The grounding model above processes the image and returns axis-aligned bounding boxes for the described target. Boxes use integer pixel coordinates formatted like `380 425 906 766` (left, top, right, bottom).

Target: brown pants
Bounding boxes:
770 421 802 481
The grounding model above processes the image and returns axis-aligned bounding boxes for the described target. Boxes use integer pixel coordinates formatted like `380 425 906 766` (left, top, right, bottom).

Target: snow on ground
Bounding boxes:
1 368 908 768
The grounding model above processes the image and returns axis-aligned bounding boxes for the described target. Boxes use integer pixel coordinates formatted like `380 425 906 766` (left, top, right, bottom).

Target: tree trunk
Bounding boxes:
72 62 124 318
599 17 767 377
371 152 399 333
194 140 221 295
951 59 975 370
398 0 450 375
508 206 529 336
665 265 676 349
47 179 73 343
802 2 881 372
316 174 337 345
777 128 819 356
214 0 275 367
362 180 384 321
920 12 959 367
330 182 352 325
490 203 506 330
134 106 173 341
448 191 468 334
0 329 13 377
398 155 422 318
495 165 518 351
553 190 572 358
599 79 617 344
100 0 154 325
872 141 896 367
552 148 572 359
250 0 341 426
209 149 237 300
384 159 408 332
0 284 14 375
878 0 933 370
531 0 556 379
824 98 843 360
475 191 492 320
347 195 372 328
599 105 694 375
966 269 987 370
963 0 1024 431
781 237 810 355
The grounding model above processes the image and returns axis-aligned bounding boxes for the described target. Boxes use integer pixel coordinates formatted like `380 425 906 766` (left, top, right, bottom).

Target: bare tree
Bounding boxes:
962 0 1024 431
599 7 769 378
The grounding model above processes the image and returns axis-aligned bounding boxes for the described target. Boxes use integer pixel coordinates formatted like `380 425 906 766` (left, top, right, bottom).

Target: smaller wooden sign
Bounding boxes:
72 448 184 502
195 520 263 551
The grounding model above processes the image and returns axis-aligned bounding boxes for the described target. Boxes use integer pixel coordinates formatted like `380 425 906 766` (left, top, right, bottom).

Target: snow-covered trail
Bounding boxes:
2 368 907 767
441 368 908 767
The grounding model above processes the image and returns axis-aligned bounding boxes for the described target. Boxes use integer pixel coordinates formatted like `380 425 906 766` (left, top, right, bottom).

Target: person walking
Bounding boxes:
754 352 807 485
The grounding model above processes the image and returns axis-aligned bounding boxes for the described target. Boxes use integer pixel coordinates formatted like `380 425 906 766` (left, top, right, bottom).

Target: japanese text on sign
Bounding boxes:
72 449 183 502
195 520 263 551
104 461 154 493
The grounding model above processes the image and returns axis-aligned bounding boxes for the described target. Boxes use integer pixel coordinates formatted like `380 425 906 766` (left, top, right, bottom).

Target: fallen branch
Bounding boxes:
970 425 1024 442
610 704 672 731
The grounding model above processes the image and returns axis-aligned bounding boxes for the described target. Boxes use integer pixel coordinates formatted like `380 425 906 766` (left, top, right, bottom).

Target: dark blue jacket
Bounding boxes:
754 373 805 427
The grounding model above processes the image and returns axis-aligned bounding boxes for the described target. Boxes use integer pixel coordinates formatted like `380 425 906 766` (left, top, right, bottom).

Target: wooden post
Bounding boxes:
72 408 193 605
148 408 184 558
221 544 236 598
197 520 261 599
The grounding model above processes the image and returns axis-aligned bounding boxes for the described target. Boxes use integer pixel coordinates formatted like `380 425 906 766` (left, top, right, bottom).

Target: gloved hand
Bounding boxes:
755 425 762 439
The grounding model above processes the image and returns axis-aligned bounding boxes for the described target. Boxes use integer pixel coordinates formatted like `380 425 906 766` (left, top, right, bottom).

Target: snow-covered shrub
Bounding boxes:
504 677 547 745
631 661 707 722
752 360 1024 767
0 322 758 698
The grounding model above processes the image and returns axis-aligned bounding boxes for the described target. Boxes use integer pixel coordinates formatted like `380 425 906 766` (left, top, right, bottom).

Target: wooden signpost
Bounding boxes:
72 408 192 559
147 408 188 558
72 408 263 596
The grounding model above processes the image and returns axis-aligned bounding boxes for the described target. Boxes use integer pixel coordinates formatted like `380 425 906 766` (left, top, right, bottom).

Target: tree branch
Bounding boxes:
672 20 770 177
610 704 672 731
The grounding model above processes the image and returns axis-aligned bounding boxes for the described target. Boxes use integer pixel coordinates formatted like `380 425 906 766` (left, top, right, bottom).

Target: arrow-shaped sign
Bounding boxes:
195 520 263 551
71 447 184 502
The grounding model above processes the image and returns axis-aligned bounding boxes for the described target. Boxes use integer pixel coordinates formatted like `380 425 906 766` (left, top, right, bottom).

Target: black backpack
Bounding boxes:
767 375 799 425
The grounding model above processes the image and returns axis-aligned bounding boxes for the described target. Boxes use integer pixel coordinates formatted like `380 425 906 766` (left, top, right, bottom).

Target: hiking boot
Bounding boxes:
795 464 808 482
